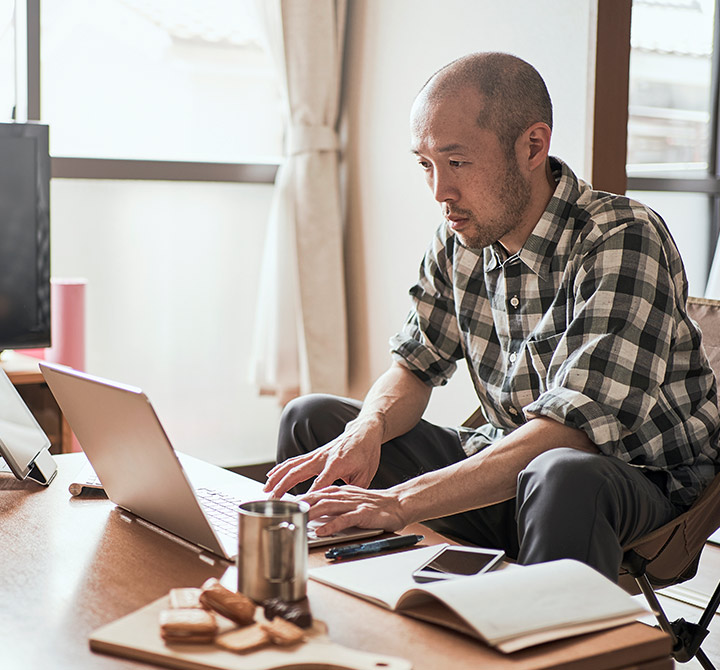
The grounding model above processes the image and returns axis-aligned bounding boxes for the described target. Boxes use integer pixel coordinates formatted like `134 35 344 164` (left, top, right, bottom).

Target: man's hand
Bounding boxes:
301 485 406 536
264 363 433 499
263 418 384 498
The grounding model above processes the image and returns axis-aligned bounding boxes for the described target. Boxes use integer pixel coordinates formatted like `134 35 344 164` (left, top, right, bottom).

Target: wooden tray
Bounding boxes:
90 595 412 670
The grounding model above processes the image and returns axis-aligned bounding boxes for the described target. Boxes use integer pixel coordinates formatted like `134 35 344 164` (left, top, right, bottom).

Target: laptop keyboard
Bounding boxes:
196 488 241 536
195 488 321 540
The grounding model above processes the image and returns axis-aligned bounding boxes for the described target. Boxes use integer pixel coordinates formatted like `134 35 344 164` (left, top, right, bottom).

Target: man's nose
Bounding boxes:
432 171 458 203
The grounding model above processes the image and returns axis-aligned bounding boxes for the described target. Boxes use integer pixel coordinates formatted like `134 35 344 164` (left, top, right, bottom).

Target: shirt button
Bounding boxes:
508 407 519 416
509 352 517 363
510 295 520 308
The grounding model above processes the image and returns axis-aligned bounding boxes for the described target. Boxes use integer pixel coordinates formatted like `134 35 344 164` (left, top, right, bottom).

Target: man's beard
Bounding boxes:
452 157 532 251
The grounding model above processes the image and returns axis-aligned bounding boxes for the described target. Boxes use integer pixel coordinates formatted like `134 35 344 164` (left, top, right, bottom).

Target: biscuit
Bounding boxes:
260 617 306 646
199 578 255 625
216 624 271 653
262 597 313 628
159 608 217 644
169 587 204 609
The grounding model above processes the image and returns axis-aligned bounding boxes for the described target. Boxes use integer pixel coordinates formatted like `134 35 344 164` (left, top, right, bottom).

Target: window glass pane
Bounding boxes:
628 190 712 296
0 1 16 120
627 0 715 174
40 0 283 162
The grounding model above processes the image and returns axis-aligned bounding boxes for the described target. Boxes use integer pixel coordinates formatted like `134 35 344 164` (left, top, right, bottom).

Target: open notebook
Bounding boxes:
309 546 650 653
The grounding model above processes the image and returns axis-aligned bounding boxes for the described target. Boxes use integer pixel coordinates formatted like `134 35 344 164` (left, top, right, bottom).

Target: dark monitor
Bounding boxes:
0 122 51 351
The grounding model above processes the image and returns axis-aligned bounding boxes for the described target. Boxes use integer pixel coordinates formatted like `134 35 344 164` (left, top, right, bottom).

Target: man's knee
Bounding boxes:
517 447 611 509
515 448 620 551
279 394 339 438
515 447 627 579
276 394 360 463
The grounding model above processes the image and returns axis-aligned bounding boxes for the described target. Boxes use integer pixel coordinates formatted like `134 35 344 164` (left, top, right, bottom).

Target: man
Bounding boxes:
263 52 720 581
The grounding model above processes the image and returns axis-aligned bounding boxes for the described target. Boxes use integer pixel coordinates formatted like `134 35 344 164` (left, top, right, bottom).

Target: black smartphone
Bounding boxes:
411 546 505 583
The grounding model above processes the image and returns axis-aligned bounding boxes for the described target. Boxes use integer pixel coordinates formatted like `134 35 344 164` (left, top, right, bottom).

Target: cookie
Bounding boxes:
199 578 255 626
216 624 271 653
169 587 204 609
262 597 313 629
260 617 306 646
159 608 217 644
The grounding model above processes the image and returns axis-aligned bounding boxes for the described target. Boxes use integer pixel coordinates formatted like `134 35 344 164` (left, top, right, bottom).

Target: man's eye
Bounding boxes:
449 160 464 168
417 160 431 170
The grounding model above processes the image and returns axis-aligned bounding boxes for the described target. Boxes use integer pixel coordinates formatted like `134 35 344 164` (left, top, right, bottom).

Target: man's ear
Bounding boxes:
521 122 551 170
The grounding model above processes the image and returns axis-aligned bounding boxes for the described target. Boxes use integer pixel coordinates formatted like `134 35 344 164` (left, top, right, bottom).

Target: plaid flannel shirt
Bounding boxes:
390 157 720 508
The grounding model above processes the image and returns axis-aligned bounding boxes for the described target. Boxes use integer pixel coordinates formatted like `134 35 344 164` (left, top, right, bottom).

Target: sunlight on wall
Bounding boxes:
50 178 281 466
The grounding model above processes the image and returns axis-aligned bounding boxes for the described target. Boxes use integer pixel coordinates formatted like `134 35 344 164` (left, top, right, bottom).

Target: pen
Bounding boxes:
325 534 424 560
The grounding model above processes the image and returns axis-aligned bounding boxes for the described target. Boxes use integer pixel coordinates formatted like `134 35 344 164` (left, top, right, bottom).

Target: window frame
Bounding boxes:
593 0 720 273
21 0 279 184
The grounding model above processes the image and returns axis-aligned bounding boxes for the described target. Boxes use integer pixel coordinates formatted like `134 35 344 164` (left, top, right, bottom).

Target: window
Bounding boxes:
626 0 719 295
0 4 15 120
3 0 282 181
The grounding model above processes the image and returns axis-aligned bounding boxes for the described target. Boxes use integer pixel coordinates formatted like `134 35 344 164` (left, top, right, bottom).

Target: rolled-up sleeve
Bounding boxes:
524 221 676 453
390 227 465 387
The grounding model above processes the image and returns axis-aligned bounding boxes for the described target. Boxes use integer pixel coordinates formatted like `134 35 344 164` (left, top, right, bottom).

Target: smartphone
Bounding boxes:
411 546 505 583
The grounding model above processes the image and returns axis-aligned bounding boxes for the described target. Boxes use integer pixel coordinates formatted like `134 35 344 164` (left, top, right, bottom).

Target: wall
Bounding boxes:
342 0 598 425
50 179 281 466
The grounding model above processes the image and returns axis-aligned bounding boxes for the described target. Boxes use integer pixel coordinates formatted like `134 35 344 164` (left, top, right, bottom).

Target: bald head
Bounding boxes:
416 53 553 156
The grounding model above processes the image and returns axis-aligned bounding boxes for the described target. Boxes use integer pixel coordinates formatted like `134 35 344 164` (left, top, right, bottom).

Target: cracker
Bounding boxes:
169 587 204 609
159 608 217 644
199 578 255 626
262 597 313 628
216 624 271 653
260 617 306 646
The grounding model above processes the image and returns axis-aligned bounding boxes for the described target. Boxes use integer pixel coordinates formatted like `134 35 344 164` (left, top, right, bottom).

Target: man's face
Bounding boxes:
410 87 531 251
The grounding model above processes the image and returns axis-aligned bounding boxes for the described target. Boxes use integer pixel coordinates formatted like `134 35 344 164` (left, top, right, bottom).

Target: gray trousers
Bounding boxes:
277 394 681 581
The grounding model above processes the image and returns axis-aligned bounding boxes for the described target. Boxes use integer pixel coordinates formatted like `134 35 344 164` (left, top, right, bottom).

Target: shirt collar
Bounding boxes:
484 157 581 279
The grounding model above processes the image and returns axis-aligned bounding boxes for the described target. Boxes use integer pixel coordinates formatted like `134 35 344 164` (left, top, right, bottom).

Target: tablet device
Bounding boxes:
411 545 505 583
0 367 57 485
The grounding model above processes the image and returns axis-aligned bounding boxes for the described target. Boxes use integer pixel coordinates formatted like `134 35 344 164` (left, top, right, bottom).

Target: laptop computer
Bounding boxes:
39 362 381 561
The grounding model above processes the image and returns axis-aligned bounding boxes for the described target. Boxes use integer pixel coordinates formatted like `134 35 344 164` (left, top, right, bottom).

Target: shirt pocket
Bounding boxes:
526 332 564 394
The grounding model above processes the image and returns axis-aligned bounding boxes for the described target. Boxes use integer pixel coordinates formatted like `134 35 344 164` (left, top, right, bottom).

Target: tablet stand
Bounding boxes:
27 448 58 486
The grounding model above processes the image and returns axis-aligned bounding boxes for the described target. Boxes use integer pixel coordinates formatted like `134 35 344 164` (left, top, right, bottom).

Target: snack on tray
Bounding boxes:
199 578 255 626
159 608 218 644
260 616 306 646
169 587 205 610
262 597 313 629
216 624 271 653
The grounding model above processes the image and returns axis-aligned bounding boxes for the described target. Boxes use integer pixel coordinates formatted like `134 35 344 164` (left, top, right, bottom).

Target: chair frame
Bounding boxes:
632 569 720 667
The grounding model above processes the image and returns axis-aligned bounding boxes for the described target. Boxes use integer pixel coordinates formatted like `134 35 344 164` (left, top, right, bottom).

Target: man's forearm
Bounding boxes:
394 416 597 524
350 361 433 444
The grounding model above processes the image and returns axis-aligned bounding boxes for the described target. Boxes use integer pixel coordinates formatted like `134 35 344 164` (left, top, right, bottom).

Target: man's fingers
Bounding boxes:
306 465 374 494
266 459 326 499
306 467 342 493
264 451 326 494
305 497 358 521
263 458 302 492
312 509 365 536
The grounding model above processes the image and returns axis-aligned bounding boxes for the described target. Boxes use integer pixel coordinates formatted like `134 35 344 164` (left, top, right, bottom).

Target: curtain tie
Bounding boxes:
288 124 339 156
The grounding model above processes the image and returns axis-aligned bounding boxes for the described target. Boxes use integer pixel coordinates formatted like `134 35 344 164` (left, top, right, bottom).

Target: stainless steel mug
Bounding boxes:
237 500 309 602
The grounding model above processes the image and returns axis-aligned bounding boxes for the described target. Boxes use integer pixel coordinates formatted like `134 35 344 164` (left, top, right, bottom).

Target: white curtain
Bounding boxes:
251 0 349 404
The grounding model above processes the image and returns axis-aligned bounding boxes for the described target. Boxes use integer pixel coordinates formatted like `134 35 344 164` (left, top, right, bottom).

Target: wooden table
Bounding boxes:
0 454 673 670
